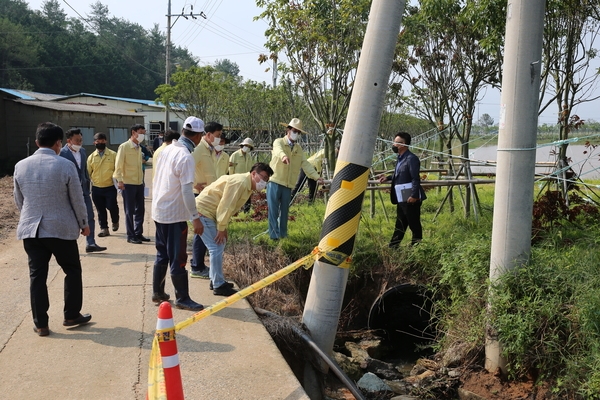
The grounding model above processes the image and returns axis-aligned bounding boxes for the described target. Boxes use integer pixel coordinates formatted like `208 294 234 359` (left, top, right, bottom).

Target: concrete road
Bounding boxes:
0 176 308 400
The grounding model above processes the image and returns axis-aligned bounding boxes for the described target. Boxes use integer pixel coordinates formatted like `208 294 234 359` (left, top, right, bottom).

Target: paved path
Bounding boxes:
0 173 308 400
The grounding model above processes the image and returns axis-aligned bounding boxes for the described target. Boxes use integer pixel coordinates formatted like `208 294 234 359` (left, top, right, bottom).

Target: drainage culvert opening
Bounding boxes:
368 284 435 358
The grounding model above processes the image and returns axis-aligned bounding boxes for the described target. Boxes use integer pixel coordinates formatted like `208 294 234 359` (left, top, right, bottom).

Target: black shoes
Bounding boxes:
33 326 50 336
63 313 92 327
213 283 238 296
112 222 119 232
174 299 204 311
209 281 234 290
152 292 170 304
86 244 107 253
127 238 142 244
137 235 151 242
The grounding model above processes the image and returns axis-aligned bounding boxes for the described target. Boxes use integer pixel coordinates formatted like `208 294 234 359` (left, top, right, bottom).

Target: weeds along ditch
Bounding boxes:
222 185 600 398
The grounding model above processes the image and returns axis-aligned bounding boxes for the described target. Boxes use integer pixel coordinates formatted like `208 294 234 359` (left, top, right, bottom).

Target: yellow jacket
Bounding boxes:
152 142 168 180
192 138 217 193
307 149 325 174
87 148 117 188
215 151 229 179
228 149 253 175
196 173 252 231
269 137 319 189
113 140 143 185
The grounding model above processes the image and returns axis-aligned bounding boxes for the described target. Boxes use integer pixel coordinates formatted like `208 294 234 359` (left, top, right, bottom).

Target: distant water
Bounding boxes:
468 145 600 179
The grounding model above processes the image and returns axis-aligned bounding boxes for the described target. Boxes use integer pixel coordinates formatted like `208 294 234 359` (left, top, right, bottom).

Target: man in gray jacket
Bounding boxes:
13 122 93 337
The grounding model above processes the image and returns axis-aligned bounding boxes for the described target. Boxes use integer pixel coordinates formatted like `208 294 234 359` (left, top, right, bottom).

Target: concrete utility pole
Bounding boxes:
300 0 405 397
165 3 205 130
486 0 545 374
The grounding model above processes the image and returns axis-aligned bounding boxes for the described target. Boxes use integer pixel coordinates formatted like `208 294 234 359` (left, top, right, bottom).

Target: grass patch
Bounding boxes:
224 182 600 397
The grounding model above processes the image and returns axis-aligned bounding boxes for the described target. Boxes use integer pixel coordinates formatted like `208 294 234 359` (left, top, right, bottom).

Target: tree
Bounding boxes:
0 18 38 89
393 0 506 217
155 65 245 122
539 0 600 190
214 59 240 78
256 0 372 169
478 113 494 127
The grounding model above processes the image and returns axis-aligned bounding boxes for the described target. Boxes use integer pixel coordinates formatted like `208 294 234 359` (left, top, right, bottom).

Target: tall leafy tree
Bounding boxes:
394 0 506 216
256 0 371 168
0 18 38 89
539 0 600 184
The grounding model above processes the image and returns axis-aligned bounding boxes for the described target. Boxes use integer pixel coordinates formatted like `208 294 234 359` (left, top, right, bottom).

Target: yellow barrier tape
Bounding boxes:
156 247 320 335
147 336 167 400
155 328 176 343
147 246 352 399
319 250 352 268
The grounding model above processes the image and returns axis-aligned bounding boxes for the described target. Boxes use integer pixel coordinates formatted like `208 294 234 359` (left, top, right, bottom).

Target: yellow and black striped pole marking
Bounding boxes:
318 160 370 266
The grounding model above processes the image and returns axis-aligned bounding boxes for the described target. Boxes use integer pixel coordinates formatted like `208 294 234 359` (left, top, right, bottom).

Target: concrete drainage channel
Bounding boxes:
368 283 435 353
256 284 436 399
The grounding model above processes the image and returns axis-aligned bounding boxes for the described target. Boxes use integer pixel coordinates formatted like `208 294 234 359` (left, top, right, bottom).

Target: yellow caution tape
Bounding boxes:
147 246 352 399
147 336 167 400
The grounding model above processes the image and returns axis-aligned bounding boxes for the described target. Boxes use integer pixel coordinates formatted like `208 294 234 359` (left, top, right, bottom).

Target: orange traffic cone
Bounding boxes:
156 301 184 400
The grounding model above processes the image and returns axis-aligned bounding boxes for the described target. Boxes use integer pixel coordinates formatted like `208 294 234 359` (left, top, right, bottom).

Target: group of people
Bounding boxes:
150 116 269 310
13 117 426 335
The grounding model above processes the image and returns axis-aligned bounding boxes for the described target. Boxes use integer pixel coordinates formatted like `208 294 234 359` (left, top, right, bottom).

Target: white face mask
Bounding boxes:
241 146 250 154
289 132 299 141
136 134 145 143
214 144 224 152
70 144 82 152
212 137 221 147
255 176 267 191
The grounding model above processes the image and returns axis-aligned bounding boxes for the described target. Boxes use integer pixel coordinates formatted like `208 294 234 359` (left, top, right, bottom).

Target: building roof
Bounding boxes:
0 88 64 101
13 99 140 116
56 93 164 108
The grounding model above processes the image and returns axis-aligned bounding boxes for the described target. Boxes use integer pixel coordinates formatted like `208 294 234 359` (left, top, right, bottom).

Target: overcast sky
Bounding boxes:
25 0 598 126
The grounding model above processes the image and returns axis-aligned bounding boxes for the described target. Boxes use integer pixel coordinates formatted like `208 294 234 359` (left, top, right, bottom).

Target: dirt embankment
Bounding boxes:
0 177 18 241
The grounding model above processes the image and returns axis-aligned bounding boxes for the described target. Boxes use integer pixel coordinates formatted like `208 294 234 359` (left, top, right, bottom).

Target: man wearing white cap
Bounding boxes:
267 118 323 240
151 116 205 311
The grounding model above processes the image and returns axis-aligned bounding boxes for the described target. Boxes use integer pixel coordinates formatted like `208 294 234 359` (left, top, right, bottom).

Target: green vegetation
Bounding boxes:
0 0 196 98
227 184 600 398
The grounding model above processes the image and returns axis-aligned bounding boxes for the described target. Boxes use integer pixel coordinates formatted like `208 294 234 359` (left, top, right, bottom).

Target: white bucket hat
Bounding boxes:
240 138 254 149
280 118 307 134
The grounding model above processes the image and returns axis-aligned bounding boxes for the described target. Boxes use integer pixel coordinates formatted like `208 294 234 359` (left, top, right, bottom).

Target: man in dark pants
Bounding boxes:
60 128 107 253
13 122 92 336
114 124 150 244
151 116 205 311
87 132 120 236
379 131 426 247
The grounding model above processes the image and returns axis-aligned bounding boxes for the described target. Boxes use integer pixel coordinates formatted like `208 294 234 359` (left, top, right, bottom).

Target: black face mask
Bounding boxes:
392 146 399 154
95 143 106 151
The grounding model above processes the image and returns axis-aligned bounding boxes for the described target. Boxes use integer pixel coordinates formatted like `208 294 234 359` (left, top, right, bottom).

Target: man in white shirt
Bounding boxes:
151 116 205 311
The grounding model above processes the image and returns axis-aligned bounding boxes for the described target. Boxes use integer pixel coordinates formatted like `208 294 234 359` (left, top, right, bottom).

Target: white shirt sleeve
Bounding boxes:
182 182 200 220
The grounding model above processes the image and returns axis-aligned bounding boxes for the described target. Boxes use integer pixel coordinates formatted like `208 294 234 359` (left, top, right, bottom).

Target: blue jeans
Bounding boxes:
199 216 226 288
267 181 291 239
190 234 208 271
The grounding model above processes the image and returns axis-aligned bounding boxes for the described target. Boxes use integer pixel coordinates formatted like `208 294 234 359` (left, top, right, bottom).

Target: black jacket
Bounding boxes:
388 149 426 204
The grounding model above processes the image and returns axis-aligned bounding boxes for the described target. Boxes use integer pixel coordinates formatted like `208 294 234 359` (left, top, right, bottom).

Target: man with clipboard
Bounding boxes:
379 132 426 247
